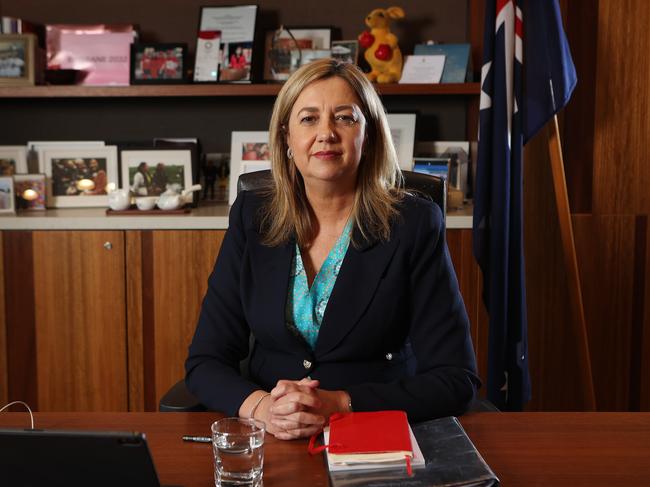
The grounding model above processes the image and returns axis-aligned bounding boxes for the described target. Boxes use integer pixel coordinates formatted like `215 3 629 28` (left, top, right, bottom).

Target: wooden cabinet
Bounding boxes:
3 231 128 411
125 230 224 411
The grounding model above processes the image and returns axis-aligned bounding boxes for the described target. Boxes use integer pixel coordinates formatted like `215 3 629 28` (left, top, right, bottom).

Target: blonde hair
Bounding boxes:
260 58 403 248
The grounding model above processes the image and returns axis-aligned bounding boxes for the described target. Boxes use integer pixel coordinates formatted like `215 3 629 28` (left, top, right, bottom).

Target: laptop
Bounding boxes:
0 428 172 487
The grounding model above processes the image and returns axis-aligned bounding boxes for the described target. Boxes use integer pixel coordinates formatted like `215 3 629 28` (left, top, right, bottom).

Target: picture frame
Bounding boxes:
201 152 230 203
120 148 194 204
413 157 450 179
130 43 187 84
14 173 46 211
229 131 270 206
0 33 39 86
0 176 16 214
264 27 332 81
29 140 106 174
332 40 359 65
41 146 118 208
0 146 28 175
198 5 258 83
386 113 417 170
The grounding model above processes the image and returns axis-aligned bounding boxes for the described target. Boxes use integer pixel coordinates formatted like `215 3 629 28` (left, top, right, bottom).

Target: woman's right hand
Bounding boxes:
262 378 326 440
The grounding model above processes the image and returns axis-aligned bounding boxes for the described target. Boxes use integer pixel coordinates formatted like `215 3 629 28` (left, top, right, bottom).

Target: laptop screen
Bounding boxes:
0 428 162 487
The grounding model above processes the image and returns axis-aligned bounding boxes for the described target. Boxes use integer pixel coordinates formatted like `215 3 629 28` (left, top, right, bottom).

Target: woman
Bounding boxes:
132 162 151 196
186 59 479 440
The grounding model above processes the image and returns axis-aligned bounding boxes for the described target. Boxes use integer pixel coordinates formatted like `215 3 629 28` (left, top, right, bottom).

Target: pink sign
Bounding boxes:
47 25 136 86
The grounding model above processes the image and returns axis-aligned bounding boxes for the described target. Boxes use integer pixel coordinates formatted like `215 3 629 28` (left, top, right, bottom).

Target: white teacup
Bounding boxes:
107 189 131 211
136 196 158 211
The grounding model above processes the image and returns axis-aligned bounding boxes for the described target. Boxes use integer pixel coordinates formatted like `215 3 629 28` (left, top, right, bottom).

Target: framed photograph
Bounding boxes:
0 33 39 86
413 157 450 179
193 31 221 82
264 27 332 81
386 113 417 170
0 146 28 175
41 146 118 208
198 5 258 82
0 176 16 214
14 174 46 211
332 40 359 65
130 43 187 84
29 140 106 174
120 148 194 203
229 131 270 206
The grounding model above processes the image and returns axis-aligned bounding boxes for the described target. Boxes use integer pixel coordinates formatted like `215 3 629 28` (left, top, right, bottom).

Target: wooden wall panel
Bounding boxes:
149 230 224 410
573 216 636 411
3 232 37 410
642 220 650 411
32 231 128 411
591 0 650 215
0 233 6 406
126 231 145 412
447 229 487 388
523 132 592 411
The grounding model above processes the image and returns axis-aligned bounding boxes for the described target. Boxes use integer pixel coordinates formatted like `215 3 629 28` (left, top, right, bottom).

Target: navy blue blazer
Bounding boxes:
185 190 480 422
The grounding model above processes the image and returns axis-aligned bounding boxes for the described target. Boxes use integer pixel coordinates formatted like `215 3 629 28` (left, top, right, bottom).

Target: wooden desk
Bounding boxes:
1 412 649 486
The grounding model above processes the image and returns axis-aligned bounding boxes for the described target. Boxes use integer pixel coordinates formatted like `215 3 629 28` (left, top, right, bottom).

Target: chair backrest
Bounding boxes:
237 170 446 218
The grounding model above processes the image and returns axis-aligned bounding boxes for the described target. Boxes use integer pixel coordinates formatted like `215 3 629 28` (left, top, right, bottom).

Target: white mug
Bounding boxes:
107 189 131 211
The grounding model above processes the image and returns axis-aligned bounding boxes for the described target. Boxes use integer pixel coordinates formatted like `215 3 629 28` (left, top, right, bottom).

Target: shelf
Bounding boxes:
0 82 480 99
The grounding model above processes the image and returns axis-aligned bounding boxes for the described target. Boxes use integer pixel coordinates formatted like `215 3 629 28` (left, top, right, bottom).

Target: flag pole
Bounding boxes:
546 115 597 410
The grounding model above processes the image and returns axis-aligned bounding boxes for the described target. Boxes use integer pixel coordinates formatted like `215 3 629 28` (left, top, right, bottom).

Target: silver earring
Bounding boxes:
287 147 293 159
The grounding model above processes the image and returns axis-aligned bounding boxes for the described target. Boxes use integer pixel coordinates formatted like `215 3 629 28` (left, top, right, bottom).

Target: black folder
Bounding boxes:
328 416 500 487
0 428 169 487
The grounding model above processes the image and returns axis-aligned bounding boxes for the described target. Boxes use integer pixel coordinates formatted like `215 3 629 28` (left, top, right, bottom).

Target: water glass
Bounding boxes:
211 417 265 486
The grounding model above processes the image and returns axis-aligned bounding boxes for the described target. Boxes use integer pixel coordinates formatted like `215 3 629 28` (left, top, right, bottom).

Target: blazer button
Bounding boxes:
303 359 312 369
385 353 393 361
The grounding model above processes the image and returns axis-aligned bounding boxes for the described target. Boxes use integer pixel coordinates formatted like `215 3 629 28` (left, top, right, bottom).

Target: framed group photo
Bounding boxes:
130 43 187 84
198 5 257 82
40 146 118 208
229 131 270 206
120 148 194 203
386 113 417 170
0 146 28 175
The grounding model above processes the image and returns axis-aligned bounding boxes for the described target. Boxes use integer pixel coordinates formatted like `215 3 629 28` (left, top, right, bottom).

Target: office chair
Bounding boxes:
160 170 494 413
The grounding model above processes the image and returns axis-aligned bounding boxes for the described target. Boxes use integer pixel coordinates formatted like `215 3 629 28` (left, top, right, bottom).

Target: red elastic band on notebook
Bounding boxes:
308 434 328 455
405 455 412 476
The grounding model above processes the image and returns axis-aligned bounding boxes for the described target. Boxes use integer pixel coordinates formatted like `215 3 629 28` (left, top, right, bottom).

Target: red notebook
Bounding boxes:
328 411 412 456
309 411 419 473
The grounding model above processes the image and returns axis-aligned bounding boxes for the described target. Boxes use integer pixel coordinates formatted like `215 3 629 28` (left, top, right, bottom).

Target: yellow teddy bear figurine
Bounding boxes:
358 6 405 83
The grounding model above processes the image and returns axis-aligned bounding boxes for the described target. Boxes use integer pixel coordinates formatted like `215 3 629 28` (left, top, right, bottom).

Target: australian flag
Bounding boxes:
473 0 577 410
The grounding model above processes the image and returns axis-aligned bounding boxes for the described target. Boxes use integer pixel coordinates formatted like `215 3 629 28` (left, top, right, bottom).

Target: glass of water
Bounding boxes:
211 417 265 486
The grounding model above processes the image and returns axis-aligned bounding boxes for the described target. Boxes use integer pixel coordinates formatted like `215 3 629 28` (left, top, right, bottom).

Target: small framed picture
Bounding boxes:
0 146 28 175
332 40 359 65
130 43 187 84
198 5 258 82
229 131 271 206
264 27 332 81
41 146 118 208
0 176 16 214
0 33 39 86
14 174 46 211
120 148 194 203
413 157 450 179
386 113 417 170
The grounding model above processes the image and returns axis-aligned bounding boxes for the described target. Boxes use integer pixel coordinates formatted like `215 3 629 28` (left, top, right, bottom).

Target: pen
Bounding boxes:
182 435 212 443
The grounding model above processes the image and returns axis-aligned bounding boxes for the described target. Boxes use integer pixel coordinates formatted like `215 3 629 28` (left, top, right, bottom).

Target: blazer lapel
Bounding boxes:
314 233 400 356
247 234 308 354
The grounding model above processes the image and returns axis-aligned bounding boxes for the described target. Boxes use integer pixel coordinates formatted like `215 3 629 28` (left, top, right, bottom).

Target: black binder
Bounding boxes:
328 416 499 487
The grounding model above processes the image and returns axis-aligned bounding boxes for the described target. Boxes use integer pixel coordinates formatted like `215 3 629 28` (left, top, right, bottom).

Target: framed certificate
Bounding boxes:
198 5 258 82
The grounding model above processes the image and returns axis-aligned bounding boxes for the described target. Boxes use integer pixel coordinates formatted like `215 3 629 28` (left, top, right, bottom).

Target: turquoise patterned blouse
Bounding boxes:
285 220 354 349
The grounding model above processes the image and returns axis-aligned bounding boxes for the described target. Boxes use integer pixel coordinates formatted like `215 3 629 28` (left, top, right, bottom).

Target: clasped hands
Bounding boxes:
252 378 349 440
